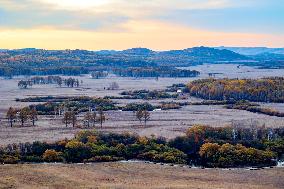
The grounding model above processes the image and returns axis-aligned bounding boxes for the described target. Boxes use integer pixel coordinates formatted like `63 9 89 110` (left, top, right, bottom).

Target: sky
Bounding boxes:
0 0 283 50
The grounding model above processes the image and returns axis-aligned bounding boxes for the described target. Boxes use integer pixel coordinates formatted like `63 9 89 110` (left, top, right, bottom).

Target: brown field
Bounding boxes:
0 66 284 145
0 162 283 189
1 105 284 145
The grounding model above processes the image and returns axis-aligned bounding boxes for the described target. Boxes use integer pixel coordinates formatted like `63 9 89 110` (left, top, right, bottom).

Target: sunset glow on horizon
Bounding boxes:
0 0 283 50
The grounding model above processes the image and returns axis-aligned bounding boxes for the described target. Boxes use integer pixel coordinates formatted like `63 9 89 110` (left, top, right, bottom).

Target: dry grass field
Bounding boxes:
1 106 284 145
0 65 284 145
0 162 283 189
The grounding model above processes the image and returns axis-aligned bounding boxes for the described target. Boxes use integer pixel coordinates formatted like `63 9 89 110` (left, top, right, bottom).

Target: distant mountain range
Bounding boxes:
2 46 284 56
216 47 284 55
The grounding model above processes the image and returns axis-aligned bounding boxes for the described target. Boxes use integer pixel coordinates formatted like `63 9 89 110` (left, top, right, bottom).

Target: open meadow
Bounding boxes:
0 64 284 145
0 162 283 189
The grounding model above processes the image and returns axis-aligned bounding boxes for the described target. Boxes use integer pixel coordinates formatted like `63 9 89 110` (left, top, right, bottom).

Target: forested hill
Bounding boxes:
0 46 248 67
0 46 250 76
97 46 249 64
2 46 283 76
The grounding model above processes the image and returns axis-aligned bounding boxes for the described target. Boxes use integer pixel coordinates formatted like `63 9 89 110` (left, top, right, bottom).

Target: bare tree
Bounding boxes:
57 78 63 87
70 111 77 127
108 82 119 90
136 109 150 126
136 109 143 123
63 111 71 127
142 110 150 127
97 108 106 128
29 107 38 126
18 80 32 89
91 112 96 127
6 107 17 127
84 112 96 127
19 107 29 127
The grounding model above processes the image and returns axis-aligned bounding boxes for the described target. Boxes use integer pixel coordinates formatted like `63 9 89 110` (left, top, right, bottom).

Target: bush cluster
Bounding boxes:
1 125 283 167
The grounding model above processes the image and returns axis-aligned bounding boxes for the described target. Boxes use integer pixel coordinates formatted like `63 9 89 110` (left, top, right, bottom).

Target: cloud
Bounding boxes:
0 0 283 48
0 0 236 31
0 0 129 31
36 0 232 11
1 0 282 34
1 20 283 50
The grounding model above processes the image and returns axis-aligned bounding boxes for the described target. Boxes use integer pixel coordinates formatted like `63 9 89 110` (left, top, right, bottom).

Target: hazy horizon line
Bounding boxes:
1 45 284 52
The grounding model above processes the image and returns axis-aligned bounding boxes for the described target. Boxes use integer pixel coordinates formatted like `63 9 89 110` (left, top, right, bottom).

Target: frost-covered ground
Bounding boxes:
0 64 283 144
182 63 284 79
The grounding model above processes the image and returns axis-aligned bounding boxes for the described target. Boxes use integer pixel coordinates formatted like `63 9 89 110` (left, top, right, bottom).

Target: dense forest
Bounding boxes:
113 67 200 78
1 125 283 168
187 77 284 102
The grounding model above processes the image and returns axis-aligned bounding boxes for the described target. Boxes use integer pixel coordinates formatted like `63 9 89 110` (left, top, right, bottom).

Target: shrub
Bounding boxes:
23 155 43 163
64 140 92 162
199 143 276 167
43 149 63 162
85 156 123 163
31 141 50 156
264 139 284 158
122 103 155 111
0 155 20 164
75 130 97 143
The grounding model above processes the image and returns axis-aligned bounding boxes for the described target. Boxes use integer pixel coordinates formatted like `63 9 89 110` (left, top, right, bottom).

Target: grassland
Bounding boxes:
1 66 284 145
0 162 283 189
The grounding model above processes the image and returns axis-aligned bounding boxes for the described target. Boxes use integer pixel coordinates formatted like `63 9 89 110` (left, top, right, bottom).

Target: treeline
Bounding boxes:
0 65 200 78
16 96 182 115
62 109 106 128
18 76 82 89
91 71 108 79
0 66 88 77
6 102 152 128
106 90 178 100
189 100 284 118
187 77 284 102
1 125 283 167
122 102 182 111
5 105 108 129
21 96 116 115
225 101 284 117
113 67 200 78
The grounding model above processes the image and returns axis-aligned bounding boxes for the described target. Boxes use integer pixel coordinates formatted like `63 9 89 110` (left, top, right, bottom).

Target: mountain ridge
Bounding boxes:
216 46 284 55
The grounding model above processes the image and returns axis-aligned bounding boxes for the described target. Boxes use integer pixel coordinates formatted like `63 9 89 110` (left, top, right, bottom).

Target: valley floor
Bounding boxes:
0 162 283 189
1 64 284 144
